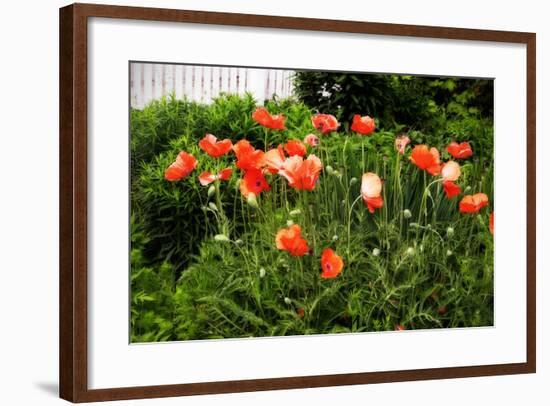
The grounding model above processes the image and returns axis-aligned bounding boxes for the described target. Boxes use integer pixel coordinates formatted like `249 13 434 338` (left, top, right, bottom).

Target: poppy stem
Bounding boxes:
347 194 363 255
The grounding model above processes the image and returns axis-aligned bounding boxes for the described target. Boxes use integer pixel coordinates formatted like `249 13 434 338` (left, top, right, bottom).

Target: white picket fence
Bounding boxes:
130 63 296 109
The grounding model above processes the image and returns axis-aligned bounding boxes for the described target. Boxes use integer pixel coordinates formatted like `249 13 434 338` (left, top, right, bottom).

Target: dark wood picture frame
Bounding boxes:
59 3 536 402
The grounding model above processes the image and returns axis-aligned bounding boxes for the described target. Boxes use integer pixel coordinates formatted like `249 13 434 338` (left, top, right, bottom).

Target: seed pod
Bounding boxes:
247 193 259 209
214 234 230 242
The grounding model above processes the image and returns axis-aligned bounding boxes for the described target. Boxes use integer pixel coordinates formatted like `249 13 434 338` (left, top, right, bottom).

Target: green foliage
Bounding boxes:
293 71 493 145
130 78 494 342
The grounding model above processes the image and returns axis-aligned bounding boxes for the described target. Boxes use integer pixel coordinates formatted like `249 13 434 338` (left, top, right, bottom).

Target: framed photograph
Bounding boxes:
59 3 536 402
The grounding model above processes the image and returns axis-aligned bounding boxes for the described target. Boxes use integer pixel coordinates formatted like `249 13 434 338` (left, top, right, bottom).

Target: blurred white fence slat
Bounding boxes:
130 63 295 109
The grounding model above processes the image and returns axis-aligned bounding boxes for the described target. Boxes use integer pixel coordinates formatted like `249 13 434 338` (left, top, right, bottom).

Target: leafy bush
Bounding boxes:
293 71 493 133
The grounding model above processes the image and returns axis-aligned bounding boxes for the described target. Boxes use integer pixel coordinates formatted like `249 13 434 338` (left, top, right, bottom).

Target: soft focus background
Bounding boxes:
0 0 546 405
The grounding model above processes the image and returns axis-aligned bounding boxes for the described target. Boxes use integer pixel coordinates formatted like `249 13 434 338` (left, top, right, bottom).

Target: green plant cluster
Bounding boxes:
130 75 493 343
293 71 493 159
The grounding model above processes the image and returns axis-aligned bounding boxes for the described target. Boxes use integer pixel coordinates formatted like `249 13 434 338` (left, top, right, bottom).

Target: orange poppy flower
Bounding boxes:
164 151 197 181
284 140 307 157
311 113 340 134
239 169 270 198
264 145 286 174
252 107 286 130
198 168 233 186
489 212 494 235
459 193 489 214
303 133 320 147
442 181 461 199
351 114 376 135
275 224 309 256
361 172 384 213
198 133 233 158
395 324 406 331
232 139 265 171
279 154 322 191
321 248 344 279
395 134 411 155
410 145 441 176
447 141 473 159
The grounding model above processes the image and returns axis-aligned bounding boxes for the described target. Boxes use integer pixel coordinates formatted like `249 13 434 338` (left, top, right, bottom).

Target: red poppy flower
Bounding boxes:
351 114 376 135
410 145 441 176
311 113 340 134
232 139 265 171
395 135 411 155
303 133 320 147
279 154 322 191
361 172 384 213
198 168 233 186
264 145 286 174
321 248 344 279
275 224 309 256
442 181 461 199
394 324 406 331
239 169 270 198
164 151 197 181
252 107 286 130
446 141 473 159
284 140 307 157
459 193 489 214
489 212 494 235
198 133 233 158
296 308 305 318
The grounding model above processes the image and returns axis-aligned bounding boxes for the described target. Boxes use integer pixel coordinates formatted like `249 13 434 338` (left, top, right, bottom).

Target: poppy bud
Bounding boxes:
234 179 241 190
259 267 266 278
325 165 334 175
333 170 341 177
201 205 208 212
208 202 218 211
207 185 216 198
332 234 339 242
214 234 230 242
284 297 292 305
235 239 244 246
289 209 302 217
247 193 259 209
446 250 453 256
446 227 454 237
465 185 472 192
286 220 294 227
372 248 381 257
410 222 419 228
403 209 412 219
350 177 358 186
406 247 415 256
